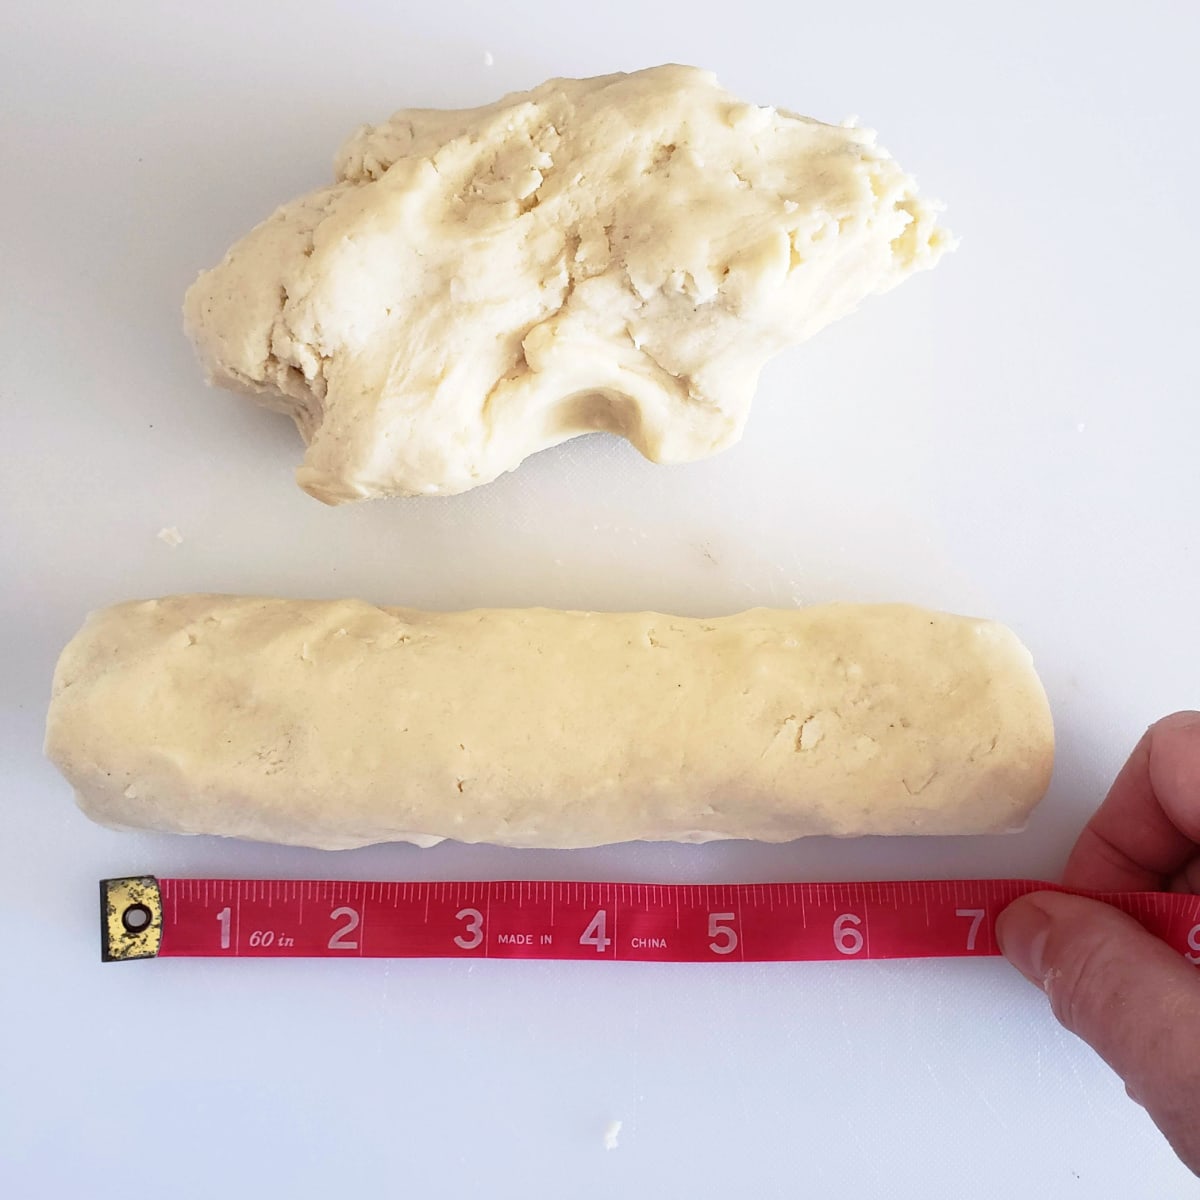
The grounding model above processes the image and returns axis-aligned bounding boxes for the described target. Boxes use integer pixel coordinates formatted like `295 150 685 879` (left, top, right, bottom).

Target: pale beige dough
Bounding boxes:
45 596 1052 850
183 64 954 503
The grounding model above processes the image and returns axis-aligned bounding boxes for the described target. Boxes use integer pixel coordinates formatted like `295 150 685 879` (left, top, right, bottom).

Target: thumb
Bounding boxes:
997 890 1200 1173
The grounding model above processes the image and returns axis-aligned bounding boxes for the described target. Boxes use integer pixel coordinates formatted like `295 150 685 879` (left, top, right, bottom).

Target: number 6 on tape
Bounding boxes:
833 913 864 956
98 876 1200 965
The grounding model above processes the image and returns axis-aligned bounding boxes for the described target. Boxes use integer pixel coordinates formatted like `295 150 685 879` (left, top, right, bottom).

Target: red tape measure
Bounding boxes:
100 876 1200 965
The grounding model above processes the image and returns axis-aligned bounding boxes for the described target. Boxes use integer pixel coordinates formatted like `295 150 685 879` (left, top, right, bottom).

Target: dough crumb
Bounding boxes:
156 526 184 548
483 50 495 67
797 715 825 751
603 1119 622 1150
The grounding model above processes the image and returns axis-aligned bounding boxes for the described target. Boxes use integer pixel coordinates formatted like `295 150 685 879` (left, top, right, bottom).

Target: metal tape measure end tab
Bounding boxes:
100 876 163 962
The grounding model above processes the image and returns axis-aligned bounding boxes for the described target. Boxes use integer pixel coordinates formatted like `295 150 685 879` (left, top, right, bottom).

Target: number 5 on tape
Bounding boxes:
99 877 1200 965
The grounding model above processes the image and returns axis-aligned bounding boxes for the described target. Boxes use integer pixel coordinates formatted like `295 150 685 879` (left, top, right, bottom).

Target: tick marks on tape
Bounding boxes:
102 879 1200 965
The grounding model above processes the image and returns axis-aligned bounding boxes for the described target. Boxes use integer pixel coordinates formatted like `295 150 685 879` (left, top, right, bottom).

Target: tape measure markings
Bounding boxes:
99 876 1200 964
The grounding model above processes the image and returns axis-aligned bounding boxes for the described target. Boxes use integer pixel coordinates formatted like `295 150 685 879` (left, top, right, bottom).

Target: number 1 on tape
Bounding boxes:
99 877 1200 965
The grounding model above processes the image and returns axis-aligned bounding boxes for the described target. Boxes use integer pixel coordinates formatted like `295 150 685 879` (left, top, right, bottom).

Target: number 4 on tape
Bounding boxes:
100 877 1200 965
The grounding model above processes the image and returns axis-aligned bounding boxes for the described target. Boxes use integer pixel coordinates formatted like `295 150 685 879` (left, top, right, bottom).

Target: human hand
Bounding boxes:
996 711 1200 1173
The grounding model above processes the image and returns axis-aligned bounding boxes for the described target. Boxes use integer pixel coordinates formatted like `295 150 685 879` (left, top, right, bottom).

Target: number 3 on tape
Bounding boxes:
98 876 1200 965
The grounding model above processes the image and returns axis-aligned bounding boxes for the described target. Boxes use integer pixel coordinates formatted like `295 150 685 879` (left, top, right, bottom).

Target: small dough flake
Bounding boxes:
603 1120 622 1151
156 526 184 547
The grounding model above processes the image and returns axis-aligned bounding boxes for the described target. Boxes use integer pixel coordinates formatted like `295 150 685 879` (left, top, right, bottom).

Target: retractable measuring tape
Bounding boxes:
101 876 1200 965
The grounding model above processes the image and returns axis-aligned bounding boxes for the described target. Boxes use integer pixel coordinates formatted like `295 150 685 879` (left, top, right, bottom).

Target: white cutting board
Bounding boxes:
2 1 1198 1195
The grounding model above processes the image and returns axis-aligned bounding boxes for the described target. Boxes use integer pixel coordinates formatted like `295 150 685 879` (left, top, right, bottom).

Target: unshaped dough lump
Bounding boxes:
184 65 955 502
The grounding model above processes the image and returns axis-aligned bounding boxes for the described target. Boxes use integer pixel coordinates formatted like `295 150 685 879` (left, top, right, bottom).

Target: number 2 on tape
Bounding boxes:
328 906 360 951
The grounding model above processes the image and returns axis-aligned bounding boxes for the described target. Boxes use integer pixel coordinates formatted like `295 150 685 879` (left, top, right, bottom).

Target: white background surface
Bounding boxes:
2 1 1198 1195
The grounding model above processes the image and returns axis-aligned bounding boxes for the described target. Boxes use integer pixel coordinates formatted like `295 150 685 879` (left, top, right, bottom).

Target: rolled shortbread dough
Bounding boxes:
44 596 1053 849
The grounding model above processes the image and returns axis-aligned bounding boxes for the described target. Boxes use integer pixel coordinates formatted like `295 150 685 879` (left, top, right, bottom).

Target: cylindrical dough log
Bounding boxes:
44 596 1054 850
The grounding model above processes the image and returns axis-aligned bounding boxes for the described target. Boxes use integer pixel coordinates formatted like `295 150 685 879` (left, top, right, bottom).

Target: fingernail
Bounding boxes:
996 896 1052 986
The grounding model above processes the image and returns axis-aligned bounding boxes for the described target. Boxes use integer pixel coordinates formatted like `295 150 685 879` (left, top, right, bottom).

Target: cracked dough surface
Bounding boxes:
184 64 954 502
45 597 1052 850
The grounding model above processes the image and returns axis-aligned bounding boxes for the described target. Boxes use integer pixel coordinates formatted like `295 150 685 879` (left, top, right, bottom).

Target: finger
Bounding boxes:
1063 711 1200 892
1169 857 1200 896
997 890 1200 1173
